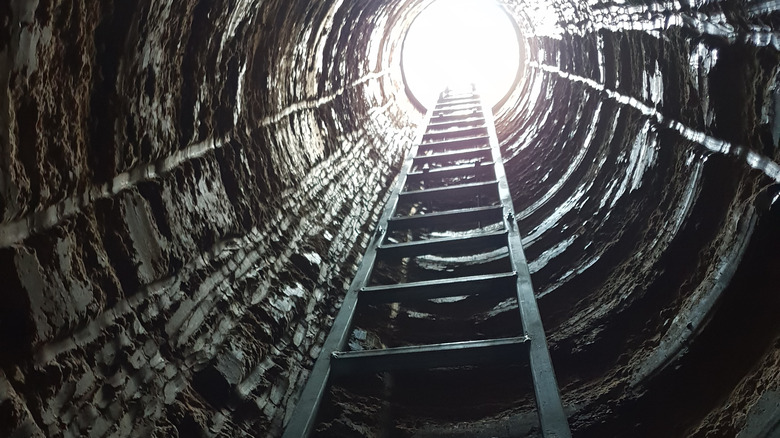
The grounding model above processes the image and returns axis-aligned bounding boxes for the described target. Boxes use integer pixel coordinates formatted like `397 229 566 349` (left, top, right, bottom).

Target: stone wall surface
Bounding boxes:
0 0 779 436
1 0 416 436
497 2 780 435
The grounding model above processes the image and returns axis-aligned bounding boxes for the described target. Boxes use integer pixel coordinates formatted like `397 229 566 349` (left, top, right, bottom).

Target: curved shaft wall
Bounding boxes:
1 0 778 436
498 3 780 435
1 1 418 436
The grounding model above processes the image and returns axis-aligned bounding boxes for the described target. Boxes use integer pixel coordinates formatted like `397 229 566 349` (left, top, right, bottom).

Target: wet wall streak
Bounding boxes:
496 0 779 434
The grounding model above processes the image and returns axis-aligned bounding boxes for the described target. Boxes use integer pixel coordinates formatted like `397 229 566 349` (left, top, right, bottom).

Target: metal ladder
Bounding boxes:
283 88 571 437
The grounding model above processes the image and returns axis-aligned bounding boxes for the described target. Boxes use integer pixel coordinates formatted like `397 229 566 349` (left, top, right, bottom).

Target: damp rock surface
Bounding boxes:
1 0 779 437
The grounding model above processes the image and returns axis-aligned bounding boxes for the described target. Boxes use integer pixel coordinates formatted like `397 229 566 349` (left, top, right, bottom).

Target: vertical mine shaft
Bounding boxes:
1 0 779 436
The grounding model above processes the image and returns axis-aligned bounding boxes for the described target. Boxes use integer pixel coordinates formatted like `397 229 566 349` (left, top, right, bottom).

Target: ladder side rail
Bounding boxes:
281 106 435 438
480 97 572 438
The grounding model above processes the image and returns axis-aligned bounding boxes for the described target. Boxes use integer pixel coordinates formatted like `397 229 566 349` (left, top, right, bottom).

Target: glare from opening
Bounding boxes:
402 0 521 108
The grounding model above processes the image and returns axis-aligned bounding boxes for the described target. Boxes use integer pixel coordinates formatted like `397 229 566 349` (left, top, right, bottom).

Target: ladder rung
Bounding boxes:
439 95 480 103
427 118 485 131
388 205 504 231
430 112 483 124
406 163 495 186
407 161 494 181
441 93 478 102
419 135 490 153
431 108 482 119
423 126 488 142
378 230 507 259
433 105 481 114
331 337 530 375
399 181 498 203
436 99 481 109
360 271 517 304
413 148 492 167
429 113 483 122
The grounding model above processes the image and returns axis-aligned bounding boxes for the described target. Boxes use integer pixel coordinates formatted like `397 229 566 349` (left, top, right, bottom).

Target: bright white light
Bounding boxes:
402 0 521 108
